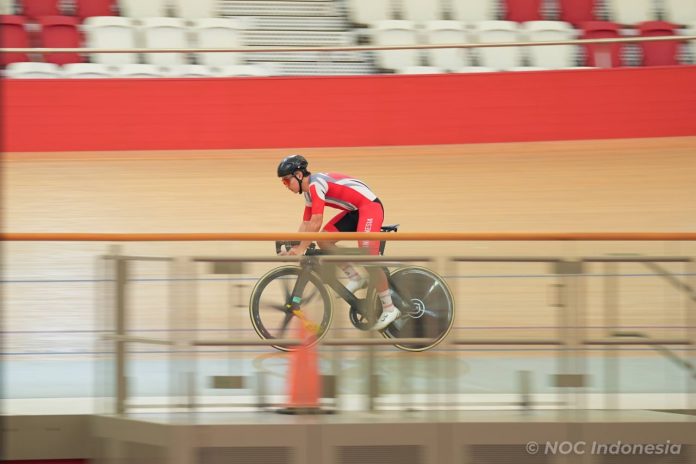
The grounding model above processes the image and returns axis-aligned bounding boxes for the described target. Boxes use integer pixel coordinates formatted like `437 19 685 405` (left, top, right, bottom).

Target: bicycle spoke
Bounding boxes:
281 276 293 301
423 280 441 300
269 303 288 313
278 312 294 337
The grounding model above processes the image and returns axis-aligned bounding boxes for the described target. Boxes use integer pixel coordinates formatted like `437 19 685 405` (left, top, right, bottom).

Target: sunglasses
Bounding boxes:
281 175 293 186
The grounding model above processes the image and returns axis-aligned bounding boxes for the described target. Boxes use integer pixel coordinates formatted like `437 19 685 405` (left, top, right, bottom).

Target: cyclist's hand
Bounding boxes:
278 247 300 256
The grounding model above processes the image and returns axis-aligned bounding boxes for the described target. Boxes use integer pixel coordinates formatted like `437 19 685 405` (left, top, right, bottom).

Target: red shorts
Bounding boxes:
322 199 384 255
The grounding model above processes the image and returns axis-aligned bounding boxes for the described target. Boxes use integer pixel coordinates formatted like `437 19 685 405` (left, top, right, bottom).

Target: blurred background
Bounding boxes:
2 0 696 463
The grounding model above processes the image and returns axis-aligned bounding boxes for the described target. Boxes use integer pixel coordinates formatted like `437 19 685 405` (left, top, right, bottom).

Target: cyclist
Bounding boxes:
276 154 399 331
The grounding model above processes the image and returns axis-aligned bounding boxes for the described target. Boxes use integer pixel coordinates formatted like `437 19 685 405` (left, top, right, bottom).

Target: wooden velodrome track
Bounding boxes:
3 136 696 353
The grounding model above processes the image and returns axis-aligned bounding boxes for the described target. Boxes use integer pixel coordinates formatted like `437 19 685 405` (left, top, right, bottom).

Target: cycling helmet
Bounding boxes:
277 155 308 177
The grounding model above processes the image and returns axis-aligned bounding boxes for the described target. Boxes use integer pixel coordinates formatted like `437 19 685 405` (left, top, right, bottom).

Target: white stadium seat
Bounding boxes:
372 20 421 72
63 63 113 78
605 0 657 25
113 63 166 78
472 20 524 70
686 22 696 62
191 18 244 67
1 0 14 14
83 16 139 65
218 64 274 76
172 0 219 20
399 65 445 74
399 0 443 24
5 62 62 78
450 0 498 22
454 66 496 73
346 0 393 26
118 0 169 19
523 21 578 69
663 0 696 24
424 20 470 71
163 64 220 77
141 17 190 66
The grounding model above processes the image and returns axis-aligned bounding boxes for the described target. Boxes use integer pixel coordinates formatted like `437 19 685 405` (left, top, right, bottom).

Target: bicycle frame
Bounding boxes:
254 228 454 351
286 252 411 320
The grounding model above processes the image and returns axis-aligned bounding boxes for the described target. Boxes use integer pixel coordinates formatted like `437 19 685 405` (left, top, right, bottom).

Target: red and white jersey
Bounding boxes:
303 172 378 219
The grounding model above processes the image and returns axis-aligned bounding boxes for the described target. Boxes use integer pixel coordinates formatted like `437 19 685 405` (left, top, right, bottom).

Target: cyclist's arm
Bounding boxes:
292 213 323 255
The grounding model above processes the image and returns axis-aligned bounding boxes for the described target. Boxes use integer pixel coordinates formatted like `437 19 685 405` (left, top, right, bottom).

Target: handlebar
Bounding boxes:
275 224 399 256
275 240 301 255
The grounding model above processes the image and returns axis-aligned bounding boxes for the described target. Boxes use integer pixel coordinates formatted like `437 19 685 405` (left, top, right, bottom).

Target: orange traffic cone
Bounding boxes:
276 315 330 414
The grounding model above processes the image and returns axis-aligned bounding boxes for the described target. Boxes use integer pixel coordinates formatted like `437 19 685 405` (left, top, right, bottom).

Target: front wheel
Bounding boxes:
249 266 333 351
378 266 455 352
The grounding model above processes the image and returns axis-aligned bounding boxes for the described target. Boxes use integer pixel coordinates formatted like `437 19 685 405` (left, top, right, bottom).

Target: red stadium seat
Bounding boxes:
38 16 83 65
580 21 624 67
558 0 599 26
20 0 60 21
74 0 115 21
637 21 681 66
503 0 543 22
0 15 30 66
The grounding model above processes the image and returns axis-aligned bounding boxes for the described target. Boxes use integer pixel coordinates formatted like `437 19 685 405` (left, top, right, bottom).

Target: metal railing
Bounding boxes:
2 34 695 55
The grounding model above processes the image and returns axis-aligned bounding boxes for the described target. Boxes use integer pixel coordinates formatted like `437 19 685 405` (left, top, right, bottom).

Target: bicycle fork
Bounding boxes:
284 270 319 334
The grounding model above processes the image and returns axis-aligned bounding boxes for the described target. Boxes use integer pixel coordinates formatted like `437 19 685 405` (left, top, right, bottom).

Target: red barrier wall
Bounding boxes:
2 66 696 152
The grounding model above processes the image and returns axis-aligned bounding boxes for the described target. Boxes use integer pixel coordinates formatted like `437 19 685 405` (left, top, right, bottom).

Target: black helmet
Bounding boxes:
277 155 309 177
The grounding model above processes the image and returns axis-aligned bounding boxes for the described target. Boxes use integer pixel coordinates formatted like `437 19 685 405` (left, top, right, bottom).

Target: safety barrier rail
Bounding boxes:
4 232 695 415
2 34 695 55
3 231 696 241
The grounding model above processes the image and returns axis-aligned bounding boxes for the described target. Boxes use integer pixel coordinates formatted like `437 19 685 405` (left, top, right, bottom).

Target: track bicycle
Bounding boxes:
249 225 455 352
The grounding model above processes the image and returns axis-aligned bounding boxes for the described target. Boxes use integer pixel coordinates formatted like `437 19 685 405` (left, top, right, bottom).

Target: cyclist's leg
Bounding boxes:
320 211 364 289
356 201 399 330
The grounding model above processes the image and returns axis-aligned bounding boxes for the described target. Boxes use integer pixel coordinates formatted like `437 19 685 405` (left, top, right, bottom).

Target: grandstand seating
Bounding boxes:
663 0 696 25
637 20 681 66
83 16 138 65
399 65 443 74
171 0 218 21
0 15 30 66
38 15 83 65
454 66 496 73
605 0 657 25
449 0 499 22
141 17 190 66
113 63 165 77
62 62 113 78
524 20 578 69
580 21 624 67
424 20 470 71
218 64 274 76
503 0 543 22
399 0 443 24
74 0 115 21
1 0 694 78
1 0 15 14
558 0 599 26
372 20 421 72
117 0 168 20
472 20 524 70
5 61 61 77
191 17 243 67
19 0 59 21
164 64 219 77
346 0 392 26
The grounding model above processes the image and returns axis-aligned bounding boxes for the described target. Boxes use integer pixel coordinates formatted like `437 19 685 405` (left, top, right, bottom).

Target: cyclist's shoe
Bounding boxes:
371 308 401 331
345 277 367 294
